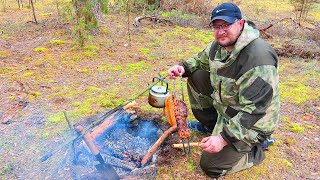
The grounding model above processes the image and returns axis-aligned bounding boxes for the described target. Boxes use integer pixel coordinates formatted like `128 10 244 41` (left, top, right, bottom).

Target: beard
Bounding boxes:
218 38 237 47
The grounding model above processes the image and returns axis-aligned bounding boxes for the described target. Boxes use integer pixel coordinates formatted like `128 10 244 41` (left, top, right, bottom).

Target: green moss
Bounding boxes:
146 56 157 61
0 50 11 59
281 116 291 123
111 65 122 71
50 39 65 45
0 67 14 75
123 61 151 76
289 123 305 134
160 10 194 20
280 81 315 105
0 164 12 175
33 47 48 53
99 25 111 36
86 86 102 94
190 46 202 52
68 99 94 118
9 95 15 101
81 51 99 58
139 48 152 55
98 63 111 72
46 112 65 125
284 138 296 146
278 158 293 168
47 86 81 100
273 139 283 147
80 68 91 74
305 125 314 129
140 104 160 113
97 98 114 108
23 71 34 77
72 101 81 107
148 42 162 47
65 53 81 62
30 92 41 98
42 131 50 139
70 45 80 51
156 167 175 179
96 90 125 108
186 159 196 172
193 30 213 43
84 45 99 51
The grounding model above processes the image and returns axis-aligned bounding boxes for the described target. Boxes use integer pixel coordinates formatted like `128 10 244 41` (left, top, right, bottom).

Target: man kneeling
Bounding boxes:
168 2 280 178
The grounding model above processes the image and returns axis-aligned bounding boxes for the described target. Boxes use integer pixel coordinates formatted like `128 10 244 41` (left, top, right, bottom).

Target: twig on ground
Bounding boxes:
133 15 173 27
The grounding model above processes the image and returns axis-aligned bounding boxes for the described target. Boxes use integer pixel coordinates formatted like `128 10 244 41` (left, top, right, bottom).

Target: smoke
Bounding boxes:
75 109 162 176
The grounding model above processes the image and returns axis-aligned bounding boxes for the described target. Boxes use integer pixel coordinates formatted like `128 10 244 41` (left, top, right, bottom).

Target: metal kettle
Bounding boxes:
148 77 169 108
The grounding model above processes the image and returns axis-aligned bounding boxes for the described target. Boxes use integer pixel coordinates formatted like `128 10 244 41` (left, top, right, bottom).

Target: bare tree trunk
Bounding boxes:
126 0 131 46
56 0 60 16
93 0 104 23
17 0 20 8
30 0 37 24
1 0 7 12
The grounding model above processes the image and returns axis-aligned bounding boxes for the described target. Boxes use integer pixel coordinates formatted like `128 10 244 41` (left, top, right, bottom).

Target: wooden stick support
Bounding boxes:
172 142 203 149
90 112 118 139
90 102 137 139
63 111 72 129
141 125 177 166
75 125 99 155
123 101 137 110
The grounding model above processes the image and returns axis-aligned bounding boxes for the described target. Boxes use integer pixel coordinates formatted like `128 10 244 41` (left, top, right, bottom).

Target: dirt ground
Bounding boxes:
0 2 319 180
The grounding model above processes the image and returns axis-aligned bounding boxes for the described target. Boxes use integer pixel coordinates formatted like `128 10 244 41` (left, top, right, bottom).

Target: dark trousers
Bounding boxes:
187 70 217 132
187 70 265 178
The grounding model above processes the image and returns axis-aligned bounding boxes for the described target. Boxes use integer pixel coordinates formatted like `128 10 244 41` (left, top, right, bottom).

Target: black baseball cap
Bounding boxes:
209 3 242 25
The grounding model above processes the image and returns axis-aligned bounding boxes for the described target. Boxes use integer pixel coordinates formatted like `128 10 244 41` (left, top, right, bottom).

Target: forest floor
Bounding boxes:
0 1 319 179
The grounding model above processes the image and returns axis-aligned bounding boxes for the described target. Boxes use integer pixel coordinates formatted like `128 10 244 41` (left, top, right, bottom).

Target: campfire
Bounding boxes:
41 75 191 179
70 109 164 179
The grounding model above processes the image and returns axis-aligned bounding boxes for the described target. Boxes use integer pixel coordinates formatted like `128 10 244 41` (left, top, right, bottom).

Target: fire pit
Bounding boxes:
72 109 163 179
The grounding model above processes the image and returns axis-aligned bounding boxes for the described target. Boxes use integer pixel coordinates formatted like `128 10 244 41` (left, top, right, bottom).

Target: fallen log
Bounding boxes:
141 125 177 166
133 15 173 27
1 101 28 124
172 142 203 149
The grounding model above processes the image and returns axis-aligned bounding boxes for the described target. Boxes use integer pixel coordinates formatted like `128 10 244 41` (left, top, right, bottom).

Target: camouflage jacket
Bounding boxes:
183 22 280 152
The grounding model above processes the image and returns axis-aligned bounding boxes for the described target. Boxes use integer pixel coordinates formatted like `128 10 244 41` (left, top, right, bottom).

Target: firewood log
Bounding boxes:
141 125 177 166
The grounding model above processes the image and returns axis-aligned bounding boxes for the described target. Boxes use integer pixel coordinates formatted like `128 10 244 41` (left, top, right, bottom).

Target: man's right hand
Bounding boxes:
168 65 185 79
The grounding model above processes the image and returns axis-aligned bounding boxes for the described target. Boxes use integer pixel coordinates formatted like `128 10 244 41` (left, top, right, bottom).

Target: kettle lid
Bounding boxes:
151 85 167 94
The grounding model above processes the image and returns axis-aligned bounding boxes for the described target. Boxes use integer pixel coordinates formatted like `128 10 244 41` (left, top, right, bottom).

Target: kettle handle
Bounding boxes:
152 77 169 94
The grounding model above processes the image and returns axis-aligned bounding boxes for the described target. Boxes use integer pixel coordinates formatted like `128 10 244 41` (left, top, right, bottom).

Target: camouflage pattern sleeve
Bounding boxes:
180 42 213 77
220 65 280 151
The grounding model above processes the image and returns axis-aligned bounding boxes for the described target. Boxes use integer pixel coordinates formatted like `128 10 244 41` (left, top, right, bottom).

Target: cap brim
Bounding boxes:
209 16 237 25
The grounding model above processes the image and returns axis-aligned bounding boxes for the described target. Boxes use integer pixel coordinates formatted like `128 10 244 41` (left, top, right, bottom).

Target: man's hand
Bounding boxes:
200 135 228 153
168 65 185 79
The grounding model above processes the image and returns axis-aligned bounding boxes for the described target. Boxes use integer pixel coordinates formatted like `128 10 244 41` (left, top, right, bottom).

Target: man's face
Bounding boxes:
212 19 244 50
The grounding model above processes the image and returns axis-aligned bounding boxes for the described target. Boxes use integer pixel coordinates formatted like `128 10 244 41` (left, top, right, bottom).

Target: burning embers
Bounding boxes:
74 110 162 178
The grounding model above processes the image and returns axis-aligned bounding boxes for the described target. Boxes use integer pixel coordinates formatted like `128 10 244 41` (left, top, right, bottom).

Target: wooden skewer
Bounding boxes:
172 142 203 149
